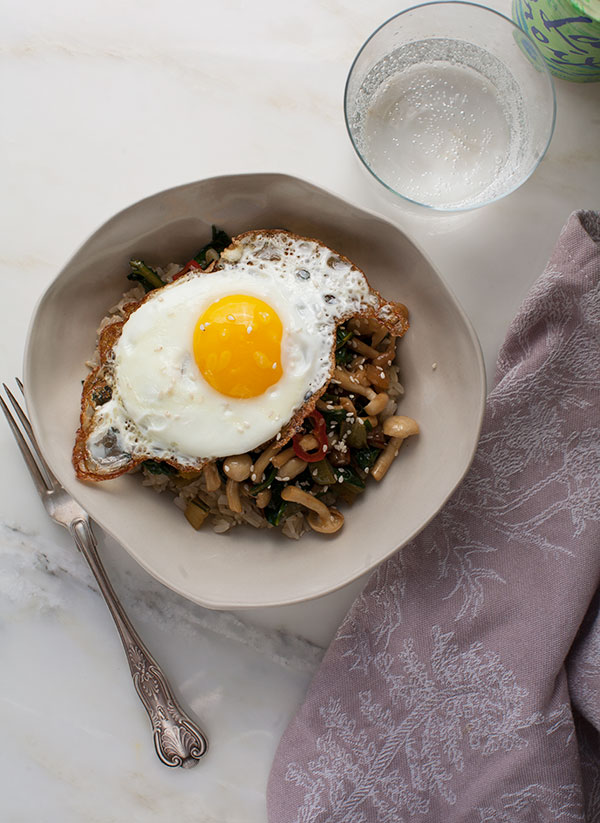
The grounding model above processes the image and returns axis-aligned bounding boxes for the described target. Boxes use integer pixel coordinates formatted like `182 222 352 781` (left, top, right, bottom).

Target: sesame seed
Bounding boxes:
338 476 343 483
247 324 253 334
227 314 235 321
224 465 230 473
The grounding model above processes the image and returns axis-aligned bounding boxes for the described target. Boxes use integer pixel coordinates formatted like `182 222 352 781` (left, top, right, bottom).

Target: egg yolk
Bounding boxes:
193 294 283 398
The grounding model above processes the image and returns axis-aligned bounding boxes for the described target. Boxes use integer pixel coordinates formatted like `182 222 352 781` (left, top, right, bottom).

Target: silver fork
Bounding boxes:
1 379 208 768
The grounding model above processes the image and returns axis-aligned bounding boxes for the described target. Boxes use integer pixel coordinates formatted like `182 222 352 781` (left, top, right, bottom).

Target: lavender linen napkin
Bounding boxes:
267 210 600 822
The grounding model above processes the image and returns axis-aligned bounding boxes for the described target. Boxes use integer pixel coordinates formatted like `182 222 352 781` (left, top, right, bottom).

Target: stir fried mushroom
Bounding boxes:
371 416 420 482
372 337 396 368
348 317 381 336
382 416 420 439
150 313 411 535
297 434 318 452
371 326 388 348
328 442 351 467
333 365 369 395
272 435 317 469
349 366 370 387
226 478 243 513
308 506 344 535
203 462 221 492
333 366 388 416
183 323 412 531
364 391 389 416
222 453 253 482
255 489 271 508
271 446 295 468
349 337 381 360
365 363 389 390
277 457 308 481
371 439 403 482
339 396 357 415
281 487 344 534
251 441 282 482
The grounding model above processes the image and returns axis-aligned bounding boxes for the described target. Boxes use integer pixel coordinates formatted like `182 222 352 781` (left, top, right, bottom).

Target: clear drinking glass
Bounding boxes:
344 1 556 211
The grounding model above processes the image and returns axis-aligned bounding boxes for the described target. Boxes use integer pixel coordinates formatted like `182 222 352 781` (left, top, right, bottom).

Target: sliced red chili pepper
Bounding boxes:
172 259 201 281
293 410 328 462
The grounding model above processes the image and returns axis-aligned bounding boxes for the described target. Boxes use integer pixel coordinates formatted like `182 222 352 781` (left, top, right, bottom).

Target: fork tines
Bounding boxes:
1 380 53 493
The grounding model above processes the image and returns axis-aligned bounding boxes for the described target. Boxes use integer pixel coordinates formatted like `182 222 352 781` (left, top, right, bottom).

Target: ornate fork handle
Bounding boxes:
69 517 208 768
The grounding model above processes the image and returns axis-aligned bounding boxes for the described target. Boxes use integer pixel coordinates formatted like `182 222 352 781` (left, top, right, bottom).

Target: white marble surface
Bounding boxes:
1 0 599 820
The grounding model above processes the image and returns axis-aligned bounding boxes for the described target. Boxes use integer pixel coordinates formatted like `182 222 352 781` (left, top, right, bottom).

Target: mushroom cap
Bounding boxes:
382 415 420 439
308 507 344 534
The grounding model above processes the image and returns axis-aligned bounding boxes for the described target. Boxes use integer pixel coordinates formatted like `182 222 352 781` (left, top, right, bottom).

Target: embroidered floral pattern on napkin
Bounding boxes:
267 211 600 822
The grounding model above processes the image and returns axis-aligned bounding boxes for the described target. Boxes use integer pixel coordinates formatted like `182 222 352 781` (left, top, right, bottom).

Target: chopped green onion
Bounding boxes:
335 347 354 365
310 459 337 486
335 324 355 365
193 226 232 269
335 325 355 349
335 466 365 490
249 464 277 496
127 259 164 292
143 460 177 475
321 407 347 427
185 498 209 530
332 484 361 506
265 500 287 526
354 447 380 471
341 419 368 449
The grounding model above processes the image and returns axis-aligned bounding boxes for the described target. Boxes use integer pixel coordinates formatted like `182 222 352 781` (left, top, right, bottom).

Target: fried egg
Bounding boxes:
74 230 408 480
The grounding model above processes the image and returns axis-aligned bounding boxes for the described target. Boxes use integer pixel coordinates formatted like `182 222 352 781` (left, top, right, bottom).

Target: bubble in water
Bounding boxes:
350 38 528 209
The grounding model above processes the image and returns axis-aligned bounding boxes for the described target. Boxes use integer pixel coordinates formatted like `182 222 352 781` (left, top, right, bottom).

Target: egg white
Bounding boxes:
85 232 383 467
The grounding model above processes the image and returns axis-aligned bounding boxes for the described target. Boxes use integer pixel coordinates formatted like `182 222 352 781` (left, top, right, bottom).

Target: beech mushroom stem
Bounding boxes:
280 486 344 534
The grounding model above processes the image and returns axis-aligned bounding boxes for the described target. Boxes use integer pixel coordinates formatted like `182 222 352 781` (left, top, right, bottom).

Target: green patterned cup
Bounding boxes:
513 0 600 81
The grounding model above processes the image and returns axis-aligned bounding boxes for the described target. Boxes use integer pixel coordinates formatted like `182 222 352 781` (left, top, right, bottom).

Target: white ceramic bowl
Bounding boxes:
24 173 485 609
